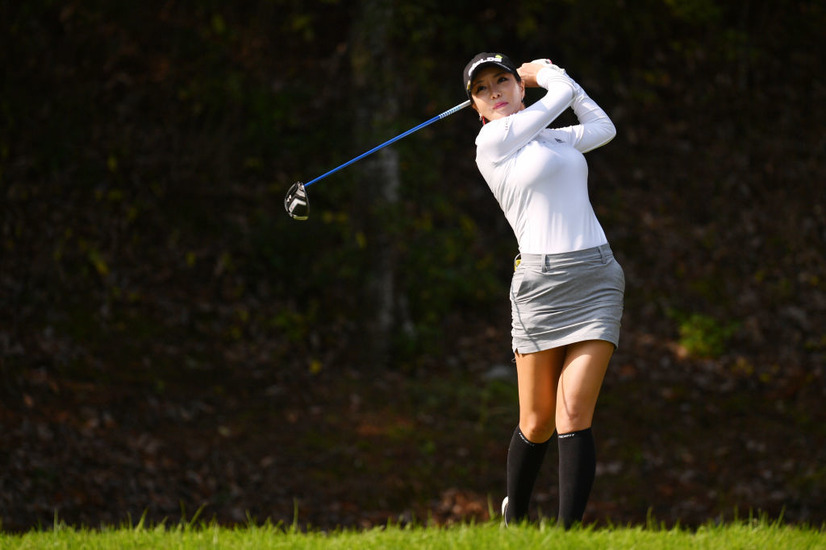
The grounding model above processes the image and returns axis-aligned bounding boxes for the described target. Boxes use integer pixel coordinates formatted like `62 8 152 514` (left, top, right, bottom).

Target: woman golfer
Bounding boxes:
463 52 624 527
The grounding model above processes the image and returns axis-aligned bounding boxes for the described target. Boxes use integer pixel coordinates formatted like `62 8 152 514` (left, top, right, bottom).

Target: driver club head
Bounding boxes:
284 181 309 220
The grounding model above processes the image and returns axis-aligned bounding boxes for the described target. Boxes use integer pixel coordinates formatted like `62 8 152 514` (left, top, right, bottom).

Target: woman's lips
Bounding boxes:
494 101 508 109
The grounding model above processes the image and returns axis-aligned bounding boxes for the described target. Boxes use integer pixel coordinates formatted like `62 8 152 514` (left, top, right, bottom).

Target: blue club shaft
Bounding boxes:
304 100 471 188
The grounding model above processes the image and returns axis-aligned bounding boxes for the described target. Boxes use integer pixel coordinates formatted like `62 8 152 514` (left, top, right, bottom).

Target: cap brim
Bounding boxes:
466 61 516 95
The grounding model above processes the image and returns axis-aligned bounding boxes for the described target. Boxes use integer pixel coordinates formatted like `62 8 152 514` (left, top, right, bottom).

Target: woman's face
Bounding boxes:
470 66 525 122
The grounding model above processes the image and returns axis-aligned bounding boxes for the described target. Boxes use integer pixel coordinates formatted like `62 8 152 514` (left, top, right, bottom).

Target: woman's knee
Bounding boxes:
556 407 595 434
519 415 555 443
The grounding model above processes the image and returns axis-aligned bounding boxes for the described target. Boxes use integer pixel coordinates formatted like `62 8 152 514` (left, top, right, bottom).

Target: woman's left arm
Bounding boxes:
560 81 617 153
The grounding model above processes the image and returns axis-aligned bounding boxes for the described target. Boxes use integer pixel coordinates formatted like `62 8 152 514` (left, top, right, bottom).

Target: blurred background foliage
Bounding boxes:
3 0 823 366
1 0 825 530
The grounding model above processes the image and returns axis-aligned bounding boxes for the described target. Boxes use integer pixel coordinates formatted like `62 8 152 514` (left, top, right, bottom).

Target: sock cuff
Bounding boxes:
557 427 593 440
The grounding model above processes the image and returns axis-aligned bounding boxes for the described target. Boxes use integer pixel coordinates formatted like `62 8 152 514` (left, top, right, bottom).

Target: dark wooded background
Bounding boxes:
2 0 824 531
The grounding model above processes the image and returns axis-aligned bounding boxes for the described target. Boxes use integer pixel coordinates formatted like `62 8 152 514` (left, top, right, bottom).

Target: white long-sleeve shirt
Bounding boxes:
475 66 616 254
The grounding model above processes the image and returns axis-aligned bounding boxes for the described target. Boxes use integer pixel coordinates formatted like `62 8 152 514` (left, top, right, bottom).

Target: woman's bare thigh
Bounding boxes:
555 340 614 433
514 347 565 443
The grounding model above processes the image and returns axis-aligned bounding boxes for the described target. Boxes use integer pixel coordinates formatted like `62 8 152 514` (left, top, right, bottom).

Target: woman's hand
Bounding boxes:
518 59 567 87
517 62 549 88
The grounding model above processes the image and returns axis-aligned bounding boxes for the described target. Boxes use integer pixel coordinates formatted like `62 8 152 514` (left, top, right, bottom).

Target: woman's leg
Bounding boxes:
505 347 564 523
517 347 565 440
555 340 614 527
556 340 613 432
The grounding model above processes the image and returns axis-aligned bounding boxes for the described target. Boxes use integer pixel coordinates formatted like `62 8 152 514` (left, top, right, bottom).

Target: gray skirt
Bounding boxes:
510 243 625 353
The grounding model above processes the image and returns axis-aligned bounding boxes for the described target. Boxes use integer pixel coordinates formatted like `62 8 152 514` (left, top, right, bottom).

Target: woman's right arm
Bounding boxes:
475 65 577 163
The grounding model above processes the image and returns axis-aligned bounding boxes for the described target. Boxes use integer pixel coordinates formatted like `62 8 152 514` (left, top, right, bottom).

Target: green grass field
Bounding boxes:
2 519 824 550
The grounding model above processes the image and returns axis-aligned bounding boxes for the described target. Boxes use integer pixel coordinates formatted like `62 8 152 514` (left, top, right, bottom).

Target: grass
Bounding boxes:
2 518 824 550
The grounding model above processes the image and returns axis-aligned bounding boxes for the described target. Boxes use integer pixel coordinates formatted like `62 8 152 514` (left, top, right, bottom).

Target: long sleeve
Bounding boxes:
475 67 577 164
554 82 616 153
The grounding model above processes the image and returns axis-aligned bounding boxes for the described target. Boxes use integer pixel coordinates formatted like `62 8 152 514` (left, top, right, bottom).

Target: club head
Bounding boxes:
284 181 309 220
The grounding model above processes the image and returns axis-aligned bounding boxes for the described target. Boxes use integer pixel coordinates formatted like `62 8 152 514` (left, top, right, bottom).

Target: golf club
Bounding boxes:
285 99 472 220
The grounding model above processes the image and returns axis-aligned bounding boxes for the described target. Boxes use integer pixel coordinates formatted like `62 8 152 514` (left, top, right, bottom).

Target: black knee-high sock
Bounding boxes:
557 427 596 528
506 426 550 523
